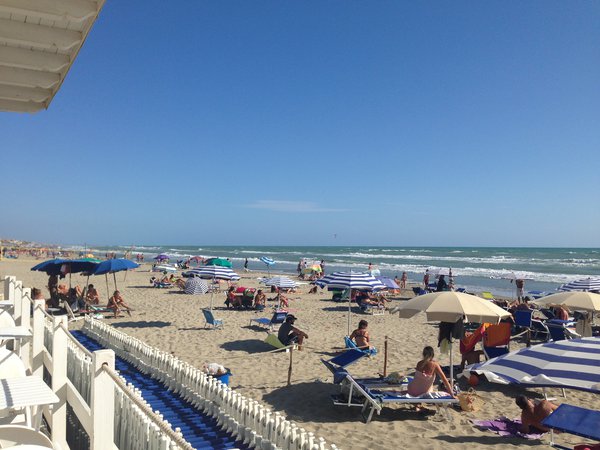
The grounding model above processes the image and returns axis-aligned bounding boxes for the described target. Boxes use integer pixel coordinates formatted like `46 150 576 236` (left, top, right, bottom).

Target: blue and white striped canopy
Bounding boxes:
261 276 297 288
260 256 275 266
184 278 209 295
559 277 600 292
315 271 385 291
186 266 240 281
466 337 600 393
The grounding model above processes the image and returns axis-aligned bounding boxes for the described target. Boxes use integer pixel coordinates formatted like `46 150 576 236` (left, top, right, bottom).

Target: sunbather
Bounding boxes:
277 315 308 350
553 305 569 321
254 289 266 310
407 346 454 399
278 292 290 308
107 290 132 318
349 320 374 350
85 284 100 305
515 396 557 433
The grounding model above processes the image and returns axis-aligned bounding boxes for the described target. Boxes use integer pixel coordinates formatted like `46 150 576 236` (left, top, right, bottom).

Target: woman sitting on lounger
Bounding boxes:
350 320 373 350
407 346 454 397
107 290 132 318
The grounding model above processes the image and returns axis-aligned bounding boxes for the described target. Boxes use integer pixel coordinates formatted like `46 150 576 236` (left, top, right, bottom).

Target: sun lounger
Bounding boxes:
249 310 288 331
264 333 296 352
541 404 600 449
344 336 377 356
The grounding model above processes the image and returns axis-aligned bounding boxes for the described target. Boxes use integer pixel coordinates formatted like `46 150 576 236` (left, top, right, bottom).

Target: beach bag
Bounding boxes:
457 388 483 412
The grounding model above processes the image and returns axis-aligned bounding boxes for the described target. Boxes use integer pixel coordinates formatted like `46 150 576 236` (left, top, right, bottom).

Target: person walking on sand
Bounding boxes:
244 258 249 272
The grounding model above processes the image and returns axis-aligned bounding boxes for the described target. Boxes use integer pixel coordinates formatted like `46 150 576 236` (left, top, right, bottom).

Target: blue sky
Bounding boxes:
2 1 599 247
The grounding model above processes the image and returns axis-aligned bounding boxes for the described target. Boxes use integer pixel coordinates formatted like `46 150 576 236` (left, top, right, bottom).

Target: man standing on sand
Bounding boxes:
244 258 249 272
423 270 430 289
515 396 557 433
514 278 525 302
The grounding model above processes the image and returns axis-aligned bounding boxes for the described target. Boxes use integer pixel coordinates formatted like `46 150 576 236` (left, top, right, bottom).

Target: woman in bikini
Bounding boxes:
349 320 373 350
407 346 454 398
107 290 132 318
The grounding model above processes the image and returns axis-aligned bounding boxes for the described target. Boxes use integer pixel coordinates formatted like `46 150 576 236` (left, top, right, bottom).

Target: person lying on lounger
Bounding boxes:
515 396 557 433
107 290 132 318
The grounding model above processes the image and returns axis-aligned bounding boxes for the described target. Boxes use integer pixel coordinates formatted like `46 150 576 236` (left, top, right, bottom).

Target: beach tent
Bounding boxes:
465 337 600 393
184 278 209 295
531 291 600 312
558 277 600 293
316 271 385 335
391 291 511 388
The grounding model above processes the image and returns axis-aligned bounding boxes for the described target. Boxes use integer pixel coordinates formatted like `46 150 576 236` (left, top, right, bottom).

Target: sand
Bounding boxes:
1 258 597 449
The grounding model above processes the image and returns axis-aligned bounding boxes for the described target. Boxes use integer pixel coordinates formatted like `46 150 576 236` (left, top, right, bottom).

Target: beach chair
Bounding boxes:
412 287 427 296
249 310 287 331
483 322 511 359
264 333 296 352
344 336 377 356
546 322 577 342
541 404 600 449
202 308 223 330
514 309 550 342
480 291 495 301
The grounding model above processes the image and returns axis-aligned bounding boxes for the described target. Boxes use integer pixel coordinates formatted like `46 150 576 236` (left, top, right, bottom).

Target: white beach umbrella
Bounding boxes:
316 271 385 335
558 277 600 293
531 291 600 312
390 291 511 388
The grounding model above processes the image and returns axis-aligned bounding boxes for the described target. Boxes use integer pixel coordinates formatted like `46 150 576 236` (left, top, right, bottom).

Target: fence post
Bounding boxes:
51 315 68 450
32 299 45 377
19 288 31 368
3 276 15 302
91 349 115 450
13 281 22 326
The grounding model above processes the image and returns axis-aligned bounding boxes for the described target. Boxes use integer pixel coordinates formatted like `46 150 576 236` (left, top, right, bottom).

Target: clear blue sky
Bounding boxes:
2 1 599 247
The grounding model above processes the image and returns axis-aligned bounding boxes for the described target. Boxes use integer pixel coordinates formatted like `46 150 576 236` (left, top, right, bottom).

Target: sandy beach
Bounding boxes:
1 258 596 450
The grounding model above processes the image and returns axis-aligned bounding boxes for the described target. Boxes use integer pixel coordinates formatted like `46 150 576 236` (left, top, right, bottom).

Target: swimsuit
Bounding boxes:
407 370 435 396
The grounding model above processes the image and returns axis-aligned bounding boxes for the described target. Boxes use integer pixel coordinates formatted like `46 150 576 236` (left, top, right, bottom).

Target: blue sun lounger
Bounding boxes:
249 310 288 331
542 404 600 449
344 336 378 356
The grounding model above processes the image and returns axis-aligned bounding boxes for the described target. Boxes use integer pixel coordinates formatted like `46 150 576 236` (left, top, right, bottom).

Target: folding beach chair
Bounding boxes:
514 309 550 342
202 308 223 330
541 404 600 449
483 322 511 359
249 310 287 331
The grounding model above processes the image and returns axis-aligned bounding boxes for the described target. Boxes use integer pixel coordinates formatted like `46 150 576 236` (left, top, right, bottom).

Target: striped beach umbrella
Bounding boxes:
559 277 600 292
260 256 275 276
316 271 385 334
184 278 209 295
187 266 240 310
262 276 298 289
466 337 600 393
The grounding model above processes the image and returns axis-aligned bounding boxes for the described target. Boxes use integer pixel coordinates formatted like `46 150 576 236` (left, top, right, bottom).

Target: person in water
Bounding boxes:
407 346 454 398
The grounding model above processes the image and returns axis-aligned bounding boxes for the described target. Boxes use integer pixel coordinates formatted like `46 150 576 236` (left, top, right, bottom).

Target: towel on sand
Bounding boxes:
471 417 545 440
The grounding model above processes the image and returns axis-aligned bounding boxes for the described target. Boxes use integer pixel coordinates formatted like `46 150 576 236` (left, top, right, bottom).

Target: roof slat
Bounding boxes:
0 97 43 112
0 0 97 22
0 17 81 51
0 83 51 102
0 46 70 71
0 65 60 88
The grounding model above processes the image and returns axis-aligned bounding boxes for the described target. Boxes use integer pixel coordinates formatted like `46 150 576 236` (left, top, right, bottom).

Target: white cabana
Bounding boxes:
0 0 105 113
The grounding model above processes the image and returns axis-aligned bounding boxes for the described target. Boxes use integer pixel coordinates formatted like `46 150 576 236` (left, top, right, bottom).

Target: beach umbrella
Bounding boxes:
558 277 600 293
92 258 140 299
154 254 169 261
204 257 232 268
465 337 600 393
184 278 209 295
390 291 511 388
188 266 240 309
375 276 400 290
316 271 385 335
531 291 600 312
32 258 100 288
262 276 298 289
302 264 322 275
31 259 69 275
260 256 275 276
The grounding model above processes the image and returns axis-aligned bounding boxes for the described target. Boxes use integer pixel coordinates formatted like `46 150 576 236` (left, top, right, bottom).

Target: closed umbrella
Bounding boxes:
184 278 209 295
316 271 385 335
188 266 240 310
559 277 600 293
465 337 600 393
532 291 600 312
391 291 511 388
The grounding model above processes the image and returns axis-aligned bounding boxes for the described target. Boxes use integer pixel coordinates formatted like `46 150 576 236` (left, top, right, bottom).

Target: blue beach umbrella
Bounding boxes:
31 259 69 275
316 271 385 334
92 258 140 298
260 256 275 276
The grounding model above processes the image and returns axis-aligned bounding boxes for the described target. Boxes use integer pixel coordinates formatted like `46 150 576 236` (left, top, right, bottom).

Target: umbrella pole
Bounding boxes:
113 272 118 292
105 274 110 302
450 341 454 391
347 289 352 336
210 276 215 310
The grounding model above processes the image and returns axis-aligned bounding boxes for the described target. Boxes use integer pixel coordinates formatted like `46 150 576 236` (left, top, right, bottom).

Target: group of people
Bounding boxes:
225 287 290 310
422 269 455 292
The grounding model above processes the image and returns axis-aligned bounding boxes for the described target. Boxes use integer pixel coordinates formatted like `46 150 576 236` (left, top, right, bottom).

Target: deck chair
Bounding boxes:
202 308 223 330
412 287 427 296
480 291 495 301
546 323 577 342
249 310 287 331
514 309 550 342
0 425 53 448
264 333 296 352
344 336 377 356
483 322 511 359
542 404 600 449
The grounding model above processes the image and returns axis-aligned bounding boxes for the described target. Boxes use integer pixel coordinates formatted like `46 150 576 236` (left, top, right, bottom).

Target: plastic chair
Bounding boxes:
201 308 223 330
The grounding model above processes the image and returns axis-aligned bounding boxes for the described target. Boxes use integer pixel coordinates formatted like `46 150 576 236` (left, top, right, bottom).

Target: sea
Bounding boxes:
66 245 600 298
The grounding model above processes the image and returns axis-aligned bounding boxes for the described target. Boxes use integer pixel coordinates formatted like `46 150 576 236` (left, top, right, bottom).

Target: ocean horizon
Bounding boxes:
65 244 600 297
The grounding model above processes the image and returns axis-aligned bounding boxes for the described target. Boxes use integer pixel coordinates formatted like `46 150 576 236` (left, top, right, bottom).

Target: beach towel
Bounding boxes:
471 417 545 440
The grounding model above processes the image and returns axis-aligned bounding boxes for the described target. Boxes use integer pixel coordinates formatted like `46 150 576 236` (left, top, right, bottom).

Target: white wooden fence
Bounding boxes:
83 318 340 450
3 276 193 450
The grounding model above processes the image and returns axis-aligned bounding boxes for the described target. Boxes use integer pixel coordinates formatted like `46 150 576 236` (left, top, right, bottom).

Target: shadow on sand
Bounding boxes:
112 320 171 329
220 339 273 354
433 435 541 446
